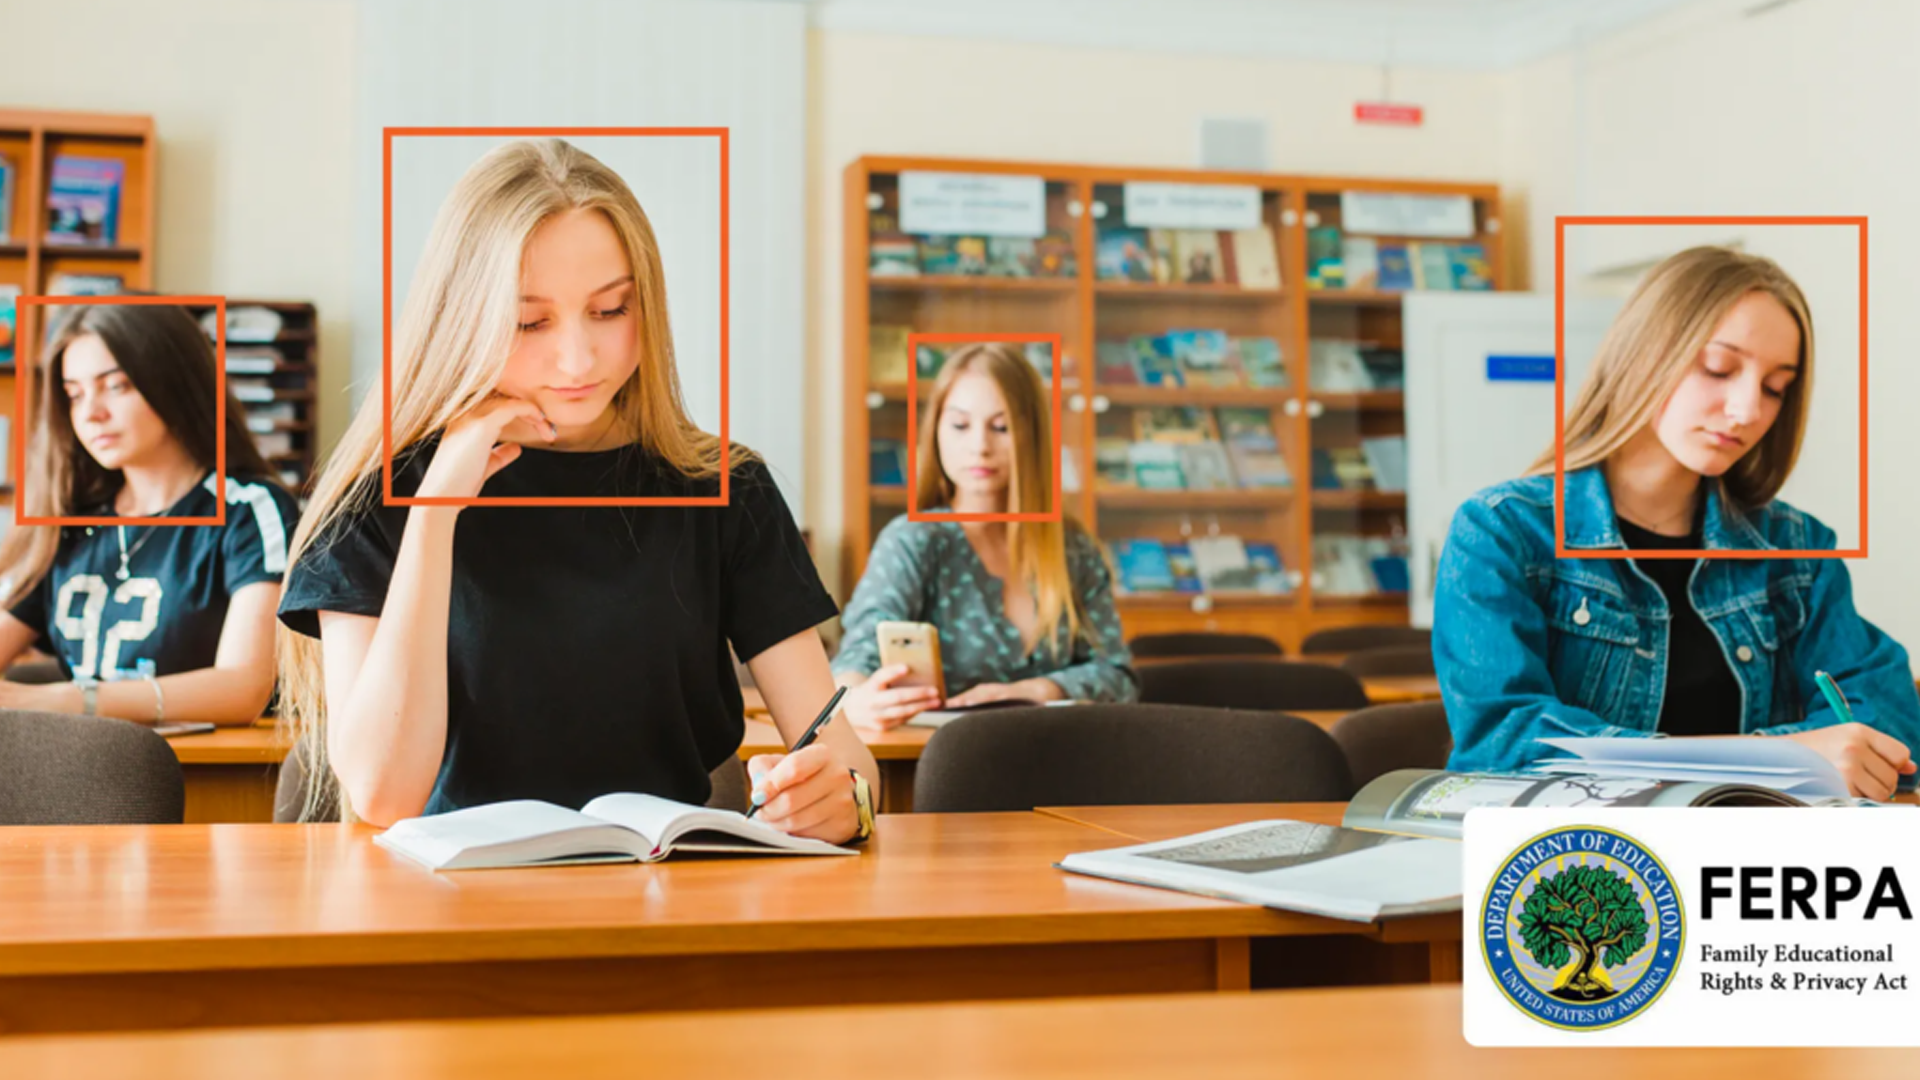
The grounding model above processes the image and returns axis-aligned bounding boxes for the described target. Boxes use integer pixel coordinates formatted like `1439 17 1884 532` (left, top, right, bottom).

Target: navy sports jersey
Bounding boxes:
9 473 301 682
278 441 837 815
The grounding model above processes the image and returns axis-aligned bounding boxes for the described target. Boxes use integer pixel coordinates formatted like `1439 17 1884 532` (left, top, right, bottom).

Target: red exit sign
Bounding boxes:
1355 102 1423 127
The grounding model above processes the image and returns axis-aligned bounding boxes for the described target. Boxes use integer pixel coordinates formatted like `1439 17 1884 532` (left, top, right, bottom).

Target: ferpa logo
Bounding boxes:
1482 826 1685 1031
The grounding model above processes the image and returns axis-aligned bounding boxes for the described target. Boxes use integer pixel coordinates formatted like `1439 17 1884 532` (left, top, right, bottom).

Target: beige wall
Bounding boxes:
806 29 1509 591
0 0 358 450
1501 0 1920 650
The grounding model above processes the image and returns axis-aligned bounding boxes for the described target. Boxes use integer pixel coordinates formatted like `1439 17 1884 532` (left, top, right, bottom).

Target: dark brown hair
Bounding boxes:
0 303 280 606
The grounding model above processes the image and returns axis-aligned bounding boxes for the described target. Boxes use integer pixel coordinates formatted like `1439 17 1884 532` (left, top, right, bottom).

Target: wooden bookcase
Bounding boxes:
843 156 1506 652
183 300 321 493
0 109 157 505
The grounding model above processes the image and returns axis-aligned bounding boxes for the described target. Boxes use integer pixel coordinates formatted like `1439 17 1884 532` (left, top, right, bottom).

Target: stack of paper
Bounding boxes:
1534 737 1849 800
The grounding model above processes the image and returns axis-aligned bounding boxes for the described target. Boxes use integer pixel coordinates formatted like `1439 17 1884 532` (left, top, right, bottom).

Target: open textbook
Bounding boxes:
375 793 856 871
1058 737 1903 921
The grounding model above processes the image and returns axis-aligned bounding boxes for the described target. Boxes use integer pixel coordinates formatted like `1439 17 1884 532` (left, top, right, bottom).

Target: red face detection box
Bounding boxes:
13 294 229 526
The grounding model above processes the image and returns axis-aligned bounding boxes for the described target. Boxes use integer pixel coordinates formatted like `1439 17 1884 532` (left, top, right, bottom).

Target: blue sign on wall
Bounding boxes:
1486 354 1555 382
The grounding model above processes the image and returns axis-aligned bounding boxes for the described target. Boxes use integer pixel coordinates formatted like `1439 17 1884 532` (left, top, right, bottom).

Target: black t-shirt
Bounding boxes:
9 473 300 682
277 441 837 815
1618 509 1742 737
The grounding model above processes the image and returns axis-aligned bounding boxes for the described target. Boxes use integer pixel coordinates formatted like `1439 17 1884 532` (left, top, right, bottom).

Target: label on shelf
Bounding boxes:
1486 354 1556 382
1353 102 1424 127
898 172 1046 237
1340 191 1476 238
1122 182 1261 230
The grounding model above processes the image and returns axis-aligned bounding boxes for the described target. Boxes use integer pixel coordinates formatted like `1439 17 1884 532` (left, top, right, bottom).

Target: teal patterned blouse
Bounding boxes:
833 517 1138 701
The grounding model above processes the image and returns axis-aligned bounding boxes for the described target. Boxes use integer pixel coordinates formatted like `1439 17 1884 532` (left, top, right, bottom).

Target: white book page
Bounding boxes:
1539 737 1848 799
1062 821 1461 922
376 800 642 870
581 793 852 857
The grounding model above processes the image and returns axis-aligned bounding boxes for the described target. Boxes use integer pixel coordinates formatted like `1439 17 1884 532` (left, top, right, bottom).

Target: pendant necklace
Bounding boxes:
116 525 159 581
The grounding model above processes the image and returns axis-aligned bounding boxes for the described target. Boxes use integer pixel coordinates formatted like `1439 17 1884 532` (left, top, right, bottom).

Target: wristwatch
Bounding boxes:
78 679 99 717
849 769 876 843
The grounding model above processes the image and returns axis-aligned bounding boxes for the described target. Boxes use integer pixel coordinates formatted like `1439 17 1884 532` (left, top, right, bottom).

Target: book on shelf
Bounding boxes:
1449 242 1494 291
1112 539 1176 592
1164 329 1236 387
225 346 285 375
0 153 14 243
953 236 990 276
1095 227 1155 282
869 324 911 384
917 235 959 276
1187 534 1254 591
1095 438 1135 489
1131 337 1183 388
1361 436 1409 493
1307 339 1376 391
1175 442 1238 490
1358 346 1405 391
230 377 276 404
1094 341 1141 386
1306 226 1345 290
255 432 294 457
1232 336 1287 389
915 342 947 379
1244 542 1291 594
1165 542 1202 593
986 236 1036 277
1370 552 1411 593
1035 231 1077 278
1326 447 1375 491
1230 227 1281 290
1341 237 1379 291
0 285 17 366
375 793 855 871
869 439 907 487
1147 228 1179 284
1133 406 1218 444
869 233 920 278
1413 242 1456 291
1376 243 1414 291
1313 535 1409 596
1175 230 1223 285
1128 442 1186 489
1217 406 1290 489
45 155 124 247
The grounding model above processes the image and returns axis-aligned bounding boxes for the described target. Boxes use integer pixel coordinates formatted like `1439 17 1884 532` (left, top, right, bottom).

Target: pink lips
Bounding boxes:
548 382 602 401
1705 431 1744 450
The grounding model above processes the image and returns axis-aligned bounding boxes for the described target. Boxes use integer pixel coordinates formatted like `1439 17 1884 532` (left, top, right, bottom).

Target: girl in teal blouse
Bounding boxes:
833 343 1137 730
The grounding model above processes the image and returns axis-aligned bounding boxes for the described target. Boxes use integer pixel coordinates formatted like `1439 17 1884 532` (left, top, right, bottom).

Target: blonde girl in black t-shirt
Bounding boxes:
277 139 875 833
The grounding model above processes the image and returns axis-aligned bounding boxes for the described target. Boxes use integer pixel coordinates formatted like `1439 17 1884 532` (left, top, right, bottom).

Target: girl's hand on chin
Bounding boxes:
417 395 556 502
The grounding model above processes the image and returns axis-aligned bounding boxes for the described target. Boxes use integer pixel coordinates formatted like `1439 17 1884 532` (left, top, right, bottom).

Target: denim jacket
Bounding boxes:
1435 467 1920 773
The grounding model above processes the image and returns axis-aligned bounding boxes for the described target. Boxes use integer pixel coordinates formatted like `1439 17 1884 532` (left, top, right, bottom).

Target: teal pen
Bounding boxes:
1813 670 1857 725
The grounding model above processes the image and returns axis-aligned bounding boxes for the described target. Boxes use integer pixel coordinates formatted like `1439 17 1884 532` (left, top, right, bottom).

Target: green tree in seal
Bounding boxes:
1516 864 1650 1002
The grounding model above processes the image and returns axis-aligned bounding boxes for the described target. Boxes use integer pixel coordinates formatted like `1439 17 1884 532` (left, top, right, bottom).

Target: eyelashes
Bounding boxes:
516 304 633 333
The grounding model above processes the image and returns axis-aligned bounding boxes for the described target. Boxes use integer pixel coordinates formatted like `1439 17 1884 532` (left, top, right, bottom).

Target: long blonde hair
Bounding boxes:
279 138 745 819
914 342 1083 652
1530 245 1814 508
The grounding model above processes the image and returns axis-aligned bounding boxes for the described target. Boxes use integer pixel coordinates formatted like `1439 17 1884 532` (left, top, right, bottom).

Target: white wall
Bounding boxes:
1501 0 1917 645
356 0 808 513
806 28 1509 589
0 0 358 447
389 135 725 436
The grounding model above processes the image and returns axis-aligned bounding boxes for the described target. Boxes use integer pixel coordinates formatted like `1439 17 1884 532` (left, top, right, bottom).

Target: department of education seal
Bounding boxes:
1481 825 1684 1031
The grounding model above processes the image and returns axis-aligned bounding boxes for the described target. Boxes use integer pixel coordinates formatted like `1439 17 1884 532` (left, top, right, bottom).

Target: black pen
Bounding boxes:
745 685 849 820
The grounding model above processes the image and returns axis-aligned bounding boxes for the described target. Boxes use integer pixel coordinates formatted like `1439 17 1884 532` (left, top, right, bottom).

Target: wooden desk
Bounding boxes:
169 722 287 824
0 812 1408 1036
1036 802 1462 978
2 985 1888 1079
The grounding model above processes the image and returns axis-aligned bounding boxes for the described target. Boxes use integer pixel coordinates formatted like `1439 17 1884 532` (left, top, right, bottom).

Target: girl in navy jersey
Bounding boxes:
277 139 876 837
0 303 299 724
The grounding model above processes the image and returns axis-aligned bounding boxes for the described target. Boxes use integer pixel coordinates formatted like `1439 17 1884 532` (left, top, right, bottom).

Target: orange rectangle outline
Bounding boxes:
381 126 730 508
13 294 228 526
904 332 1065 523
1554 215 1868 560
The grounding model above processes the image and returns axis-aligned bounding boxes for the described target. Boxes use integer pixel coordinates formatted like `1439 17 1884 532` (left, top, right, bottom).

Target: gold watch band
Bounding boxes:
849 768 875 843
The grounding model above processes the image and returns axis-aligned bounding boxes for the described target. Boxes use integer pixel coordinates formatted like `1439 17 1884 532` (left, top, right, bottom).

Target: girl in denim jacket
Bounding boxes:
1436 246 1919 798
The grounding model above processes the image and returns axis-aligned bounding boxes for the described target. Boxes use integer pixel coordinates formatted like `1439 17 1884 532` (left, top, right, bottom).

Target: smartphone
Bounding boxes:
876 621 946 699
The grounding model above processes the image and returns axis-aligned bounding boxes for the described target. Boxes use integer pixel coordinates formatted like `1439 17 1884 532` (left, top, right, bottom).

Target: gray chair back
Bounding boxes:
1338 645 1436 678
1328 702 1452 791
1300 625 1431 656
1129 632 1283 660
913 704 1354 813
0 710 185 824
1138 658 1369 712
